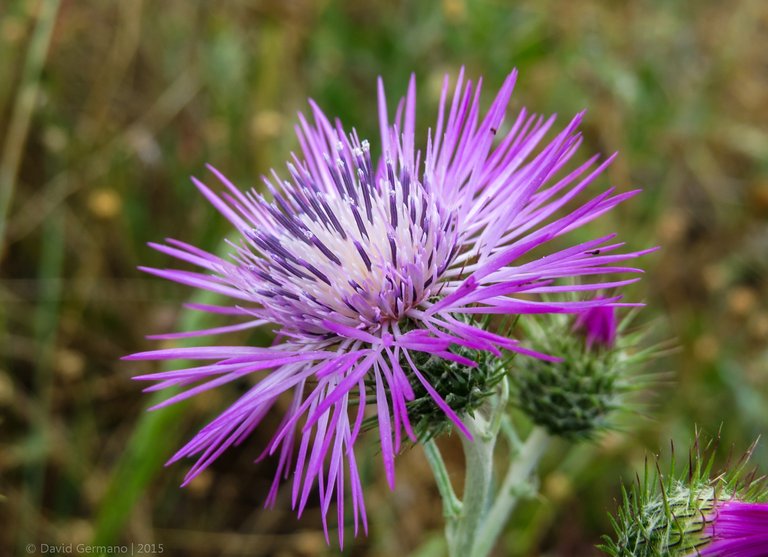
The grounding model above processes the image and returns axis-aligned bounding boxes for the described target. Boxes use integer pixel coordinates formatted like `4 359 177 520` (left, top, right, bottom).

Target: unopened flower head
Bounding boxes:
125 69 652 544
601 435 768 557
512 303 657 440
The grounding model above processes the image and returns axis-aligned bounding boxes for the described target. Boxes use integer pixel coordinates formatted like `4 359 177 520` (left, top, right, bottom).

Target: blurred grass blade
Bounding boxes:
91 390 189 545
18 211 64 551
92 288 220 545
93 239 272 545
0 0 61 254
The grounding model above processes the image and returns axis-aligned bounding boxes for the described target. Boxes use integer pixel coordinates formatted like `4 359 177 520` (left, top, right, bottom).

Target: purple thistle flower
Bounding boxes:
573 298 618 348
689 501 768 557
125 69 652 545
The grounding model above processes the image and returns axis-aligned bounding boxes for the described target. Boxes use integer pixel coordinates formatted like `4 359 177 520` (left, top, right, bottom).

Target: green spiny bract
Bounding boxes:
404 346 508 441
360 344 509 442
600 434 768 557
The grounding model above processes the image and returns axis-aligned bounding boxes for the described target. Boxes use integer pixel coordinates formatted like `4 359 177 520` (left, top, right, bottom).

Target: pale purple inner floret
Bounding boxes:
124 69 653 545
236 139 455 336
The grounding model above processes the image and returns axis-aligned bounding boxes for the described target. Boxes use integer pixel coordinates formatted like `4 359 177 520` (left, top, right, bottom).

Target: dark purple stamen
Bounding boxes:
388 233 398 264
297 259 331 285
319 197 348 240
353 240 372 271
310 235 342 266
350 203 369 239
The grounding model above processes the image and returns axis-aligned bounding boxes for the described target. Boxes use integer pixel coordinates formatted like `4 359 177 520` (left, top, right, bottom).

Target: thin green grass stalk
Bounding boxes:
92 291 217 544
19 212 64 552
92 387 191 545
0 0 61 254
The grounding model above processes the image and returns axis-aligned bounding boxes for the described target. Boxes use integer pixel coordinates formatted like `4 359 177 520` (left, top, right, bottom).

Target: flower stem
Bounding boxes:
471 427 550 557
423 439 462 519
448 413 496 557
425 403 551 557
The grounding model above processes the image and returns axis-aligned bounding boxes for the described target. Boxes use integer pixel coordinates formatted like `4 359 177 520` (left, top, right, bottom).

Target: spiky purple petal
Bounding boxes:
690 501 768 557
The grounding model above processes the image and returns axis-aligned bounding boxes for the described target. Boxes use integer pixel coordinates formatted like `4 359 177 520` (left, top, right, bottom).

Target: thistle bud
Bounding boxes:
512 304 652 440
600 436 768 557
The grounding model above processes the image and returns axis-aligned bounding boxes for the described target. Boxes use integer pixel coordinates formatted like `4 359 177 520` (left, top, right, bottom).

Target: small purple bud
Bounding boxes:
573 300 617 349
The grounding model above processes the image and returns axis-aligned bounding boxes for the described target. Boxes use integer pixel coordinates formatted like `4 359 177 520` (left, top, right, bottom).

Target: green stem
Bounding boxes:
425 403 551 557
448 413 496 557
471 427 550 557
489 375 510 438
500 413 523 453
423 440 462 519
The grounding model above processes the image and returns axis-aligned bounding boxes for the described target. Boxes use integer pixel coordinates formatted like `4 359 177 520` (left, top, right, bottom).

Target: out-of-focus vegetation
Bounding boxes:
2 0 767 555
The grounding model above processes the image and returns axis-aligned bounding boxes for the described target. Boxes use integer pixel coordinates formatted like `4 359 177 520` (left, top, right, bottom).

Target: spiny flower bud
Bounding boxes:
511 305 654 440
600 435 768 557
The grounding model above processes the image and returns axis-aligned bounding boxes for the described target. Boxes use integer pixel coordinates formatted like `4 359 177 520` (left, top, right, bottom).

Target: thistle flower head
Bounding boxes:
125 69 652 544
600 434 768 557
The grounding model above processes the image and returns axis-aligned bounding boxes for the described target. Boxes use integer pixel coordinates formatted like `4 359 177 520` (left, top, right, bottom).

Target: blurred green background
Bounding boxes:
2 0 767 555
